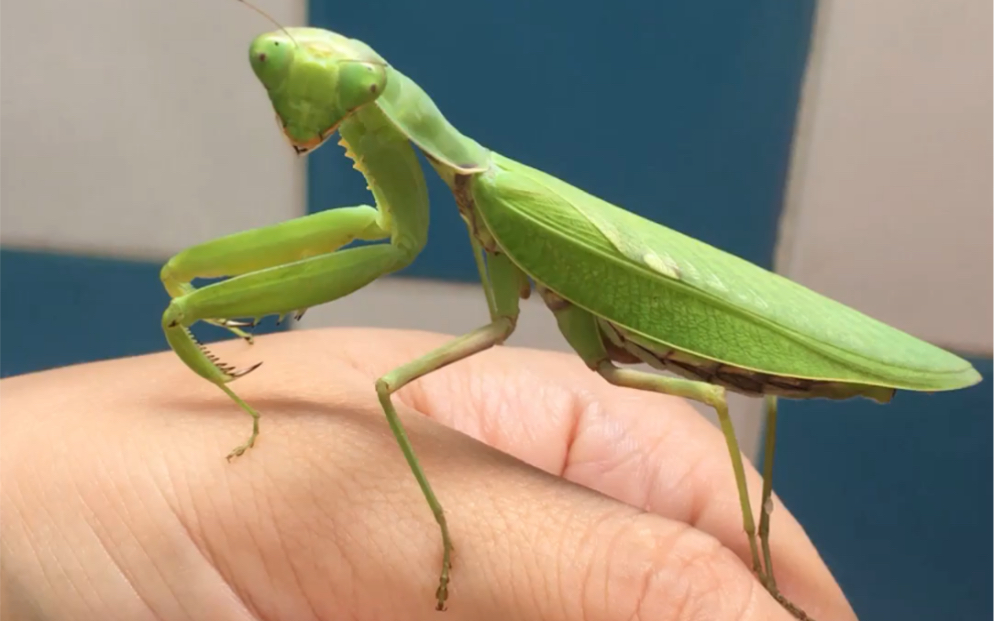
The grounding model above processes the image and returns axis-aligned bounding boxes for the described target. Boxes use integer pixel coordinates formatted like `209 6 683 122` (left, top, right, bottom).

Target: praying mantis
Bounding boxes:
159 23 983 621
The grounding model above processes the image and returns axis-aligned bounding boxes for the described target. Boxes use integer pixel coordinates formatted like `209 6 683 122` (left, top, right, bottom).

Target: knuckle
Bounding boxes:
583 514 757 621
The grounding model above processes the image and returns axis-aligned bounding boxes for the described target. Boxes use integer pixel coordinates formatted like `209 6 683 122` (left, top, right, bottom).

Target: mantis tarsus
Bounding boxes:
160 24 983 620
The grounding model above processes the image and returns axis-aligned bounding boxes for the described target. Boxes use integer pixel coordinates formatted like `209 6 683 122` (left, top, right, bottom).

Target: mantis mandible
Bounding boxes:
159 23 983 620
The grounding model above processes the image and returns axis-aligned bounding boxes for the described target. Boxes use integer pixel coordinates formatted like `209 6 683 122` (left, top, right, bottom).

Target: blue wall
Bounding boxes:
308 0 816 279
772 359 992 620
0 249 285 378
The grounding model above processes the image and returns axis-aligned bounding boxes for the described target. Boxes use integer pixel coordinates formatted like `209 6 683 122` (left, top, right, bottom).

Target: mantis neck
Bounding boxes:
338 104 431 261
374 65 493 175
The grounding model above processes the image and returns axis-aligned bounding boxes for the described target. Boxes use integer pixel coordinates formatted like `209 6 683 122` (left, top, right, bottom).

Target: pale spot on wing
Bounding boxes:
704 271 728 292
642 251 681 279
679 260 701 280
748 288 770 310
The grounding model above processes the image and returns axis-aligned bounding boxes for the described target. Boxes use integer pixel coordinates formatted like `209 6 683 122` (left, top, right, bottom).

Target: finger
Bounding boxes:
314 328 857 620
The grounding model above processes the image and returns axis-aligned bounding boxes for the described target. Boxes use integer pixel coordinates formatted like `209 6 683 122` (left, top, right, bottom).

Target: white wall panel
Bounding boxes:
0 0 306 259
777 0 992 355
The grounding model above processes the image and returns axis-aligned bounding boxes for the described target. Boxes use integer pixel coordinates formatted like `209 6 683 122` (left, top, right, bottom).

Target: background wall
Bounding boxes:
1 0 307 368
1 0 990 619
767 2 991 618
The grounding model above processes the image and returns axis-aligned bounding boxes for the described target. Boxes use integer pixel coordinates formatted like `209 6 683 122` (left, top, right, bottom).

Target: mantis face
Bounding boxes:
249 29 387 154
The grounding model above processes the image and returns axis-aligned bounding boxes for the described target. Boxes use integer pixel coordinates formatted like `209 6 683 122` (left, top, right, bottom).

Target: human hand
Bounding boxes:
1 328 856 620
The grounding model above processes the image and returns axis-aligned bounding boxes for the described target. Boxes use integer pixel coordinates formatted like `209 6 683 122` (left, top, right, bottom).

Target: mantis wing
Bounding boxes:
473 152 981 391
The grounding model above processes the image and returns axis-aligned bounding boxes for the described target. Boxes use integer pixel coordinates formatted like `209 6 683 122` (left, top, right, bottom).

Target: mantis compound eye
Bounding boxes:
335 60 388 113
249 34 293 89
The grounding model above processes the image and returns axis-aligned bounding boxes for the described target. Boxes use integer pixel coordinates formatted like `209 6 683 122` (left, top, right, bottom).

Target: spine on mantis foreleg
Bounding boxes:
162 311 261 385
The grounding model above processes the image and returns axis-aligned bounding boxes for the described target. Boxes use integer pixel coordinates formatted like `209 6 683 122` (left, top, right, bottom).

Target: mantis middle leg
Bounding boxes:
375 251 525 610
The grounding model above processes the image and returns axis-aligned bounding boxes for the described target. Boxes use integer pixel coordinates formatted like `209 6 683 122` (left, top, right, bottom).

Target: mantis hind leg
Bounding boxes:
759 395 779 591
538 289 815 621
375 252 525 610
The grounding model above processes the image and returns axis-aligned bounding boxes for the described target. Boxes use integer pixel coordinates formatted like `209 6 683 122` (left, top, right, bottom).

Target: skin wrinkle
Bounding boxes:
622 401 699 516
561 393 692 532
567 506 632 621
589 427 661 511
258 471 322 621
248 422 390 621
257 460 323 600
200 466 270 620
554 383 594 479
122 507 190 620
635 522 720 621
2 477 71 620
731 574 764 621
52 514 102 618
71 449 161 620
277 398 458 621
629 543 655 621
163 458 216 570
501 374 569 462
466 365 527 448
458 366 502 441
504 498 544 621
660 448 716 533
562 385 768 579
159 488 247 621
114 451 203 621
483 475 540 617
553 521 571 621
546 495 585 621
82 498 164 621
392 353 578 474
281 451 361 619
25 428 91 613
666 534 736 621
595 512 653 621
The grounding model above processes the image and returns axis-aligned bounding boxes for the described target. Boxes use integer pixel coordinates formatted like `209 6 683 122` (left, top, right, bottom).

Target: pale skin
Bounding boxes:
0 328 857 621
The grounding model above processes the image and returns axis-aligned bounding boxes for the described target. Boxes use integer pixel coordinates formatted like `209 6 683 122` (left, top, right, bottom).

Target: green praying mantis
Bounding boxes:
159 21 983 621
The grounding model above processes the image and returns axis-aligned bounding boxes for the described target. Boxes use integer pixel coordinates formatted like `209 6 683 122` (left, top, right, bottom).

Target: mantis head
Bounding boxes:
249 28 388 154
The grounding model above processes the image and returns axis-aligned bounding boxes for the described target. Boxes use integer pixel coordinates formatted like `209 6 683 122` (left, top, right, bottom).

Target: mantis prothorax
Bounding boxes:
160 25 983 620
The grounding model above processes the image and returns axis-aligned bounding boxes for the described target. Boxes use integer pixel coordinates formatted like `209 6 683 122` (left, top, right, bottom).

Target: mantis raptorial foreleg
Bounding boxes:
160 206 386 341
375 251 524 610
540 294 811 614
160 204 413 459
160 204 389 301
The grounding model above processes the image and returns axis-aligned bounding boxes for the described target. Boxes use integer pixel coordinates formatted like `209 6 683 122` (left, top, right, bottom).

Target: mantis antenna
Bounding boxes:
232 0 298 47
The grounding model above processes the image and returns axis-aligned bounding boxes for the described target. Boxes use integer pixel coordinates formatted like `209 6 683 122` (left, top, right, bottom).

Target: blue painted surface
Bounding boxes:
770 357 992 620
0 249 284 378
307 0 816 281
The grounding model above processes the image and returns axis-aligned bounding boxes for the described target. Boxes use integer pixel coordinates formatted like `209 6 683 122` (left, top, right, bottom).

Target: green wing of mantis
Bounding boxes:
472 152 980 391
